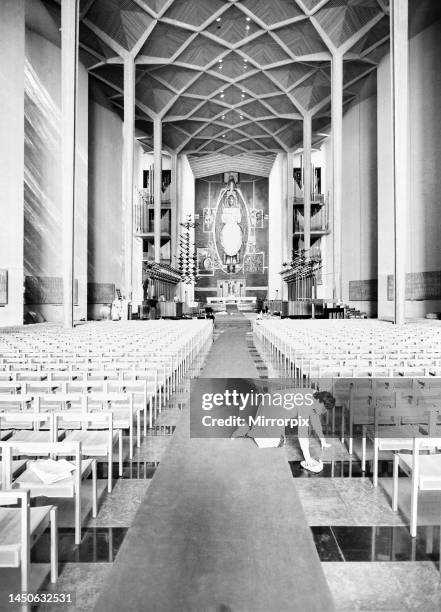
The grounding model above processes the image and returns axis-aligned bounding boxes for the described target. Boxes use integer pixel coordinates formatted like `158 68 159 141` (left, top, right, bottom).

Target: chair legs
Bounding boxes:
118 430 123 478
75 485 81 545
348 413 353 455
392 453 399 511
50 506 58 583
393 453 419 538
341 409 345 445
108 440 115 492
20 529 30 596
361 426 367 472
410 469 419 538
137 411 141 448
92 460 97 518
373 438 379 487
128 422 133 460
144 402 149 436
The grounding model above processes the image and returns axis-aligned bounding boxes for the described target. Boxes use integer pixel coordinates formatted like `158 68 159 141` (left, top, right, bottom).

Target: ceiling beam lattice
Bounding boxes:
61 0 391 154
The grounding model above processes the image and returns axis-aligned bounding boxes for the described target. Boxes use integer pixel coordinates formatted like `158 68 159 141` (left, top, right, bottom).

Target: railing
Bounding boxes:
134 188 171 234
143 257 171 266
294 206 329 233
281 244 323 289
292 192 326 205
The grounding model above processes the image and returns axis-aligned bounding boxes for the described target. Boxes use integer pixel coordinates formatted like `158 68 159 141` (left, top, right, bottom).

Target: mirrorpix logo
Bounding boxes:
190 379 313 437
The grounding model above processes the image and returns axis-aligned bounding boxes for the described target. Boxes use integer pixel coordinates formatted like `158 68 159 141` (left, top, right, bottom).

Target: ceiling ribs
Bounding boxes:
58 0 391 156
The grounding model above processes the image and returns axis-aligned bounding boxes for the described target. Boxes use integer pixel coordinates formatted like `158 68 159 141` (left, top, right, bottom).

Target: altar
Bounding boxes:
207 296 256 305
207 296 257 312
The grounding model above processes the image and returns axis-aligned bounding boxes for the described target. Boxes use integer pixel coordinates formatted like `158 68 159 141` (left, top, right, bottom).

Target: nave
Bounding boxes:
1 0 441 609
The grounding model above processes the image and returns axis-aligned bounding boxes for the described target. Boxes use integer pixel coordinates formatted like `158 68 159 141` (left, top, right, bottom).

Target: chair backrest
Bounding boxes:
36 393 82 405
0 394 34 408
0 439 81 489
0 382 22 392
24 381 62 394
0 487 29 509
87 370 120 381
53 410 113 440
0 408 53 435
373 391 431 429
85 392 130 406
0 484 30 576
66 381 105 393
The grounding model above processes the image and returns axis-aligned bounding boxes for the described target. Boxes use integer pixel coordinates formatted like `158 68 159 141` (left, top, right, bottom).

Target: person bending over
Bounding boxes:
231 387 333 469
298 391 333 472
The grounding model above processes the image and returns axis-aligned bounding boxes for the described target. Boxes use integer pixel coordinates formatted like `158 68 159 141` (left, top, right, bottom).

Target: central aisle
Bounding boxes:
202 314 260 377
94 315 335 612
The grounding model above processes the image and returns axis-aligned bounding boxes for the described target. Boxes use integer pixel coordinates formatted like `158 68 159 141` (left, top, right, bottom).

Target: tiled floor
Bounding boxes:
41 564 113 612
323 562 441 611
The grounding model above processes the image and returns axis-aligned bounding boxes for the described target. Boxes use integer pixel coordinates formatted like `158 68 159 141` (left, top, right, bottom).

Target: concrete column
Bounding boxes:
61 0 79 328
171 153 178 268
391 0 408 325
177 155 184 301
281 154 288 263
123 57 135 300
286 151 294 264
331 52 343 303
303 113 312 256
268 154 284 301
281 154 288 300
0 0 25 327
153 117 162 263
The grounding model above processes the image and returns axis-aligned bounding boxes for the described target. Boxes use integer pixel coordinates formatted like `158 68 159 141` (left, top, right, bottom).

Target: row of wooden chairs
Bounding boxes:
254 319 441 380
0 320 213 597
327 382 441 538
254 320 441 538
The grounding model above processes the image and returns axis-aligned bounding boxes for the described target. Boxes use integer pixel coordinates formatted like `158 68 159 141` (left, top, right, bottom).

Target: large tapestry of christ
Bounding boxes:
195 174 268 299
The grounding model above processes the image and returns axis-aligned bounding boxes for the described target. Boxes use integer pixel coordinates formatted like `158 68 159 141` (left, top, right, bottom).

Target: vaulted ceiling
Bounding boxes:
44 0 391 161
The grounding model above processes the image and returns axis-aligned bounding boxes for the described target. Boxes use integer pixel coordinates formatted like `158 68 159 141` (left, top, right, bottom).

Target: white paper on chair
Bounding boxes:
28 459 75 484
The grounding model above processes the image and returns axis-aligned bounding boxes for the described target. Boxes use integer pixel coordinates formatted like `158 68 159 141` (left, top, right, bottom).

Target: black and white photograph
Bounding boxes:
0 0 441 610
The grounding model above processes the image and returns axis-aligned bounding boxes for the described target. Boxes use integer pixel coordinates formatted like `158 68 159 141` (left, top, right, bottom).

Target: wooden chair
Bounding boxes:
3 440 97 545
393 438 441 537
86 392 133 459
105 382 147 447
4 411 55 446
54 410 117 492
0 486 57 598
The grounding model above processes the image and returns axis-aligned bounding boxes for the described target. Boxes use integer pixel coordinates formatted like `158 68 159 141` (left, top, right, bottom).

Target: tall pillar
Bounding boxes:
286 151 294 264
61 0 79 328
171 153 178 267
281 154 287 262
123 58 135 300
331 52 343 303
391 0 408 325
153 117 162 263
281 154 288 300
0 0 25 327
177 156 184 301
303 113 312 256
